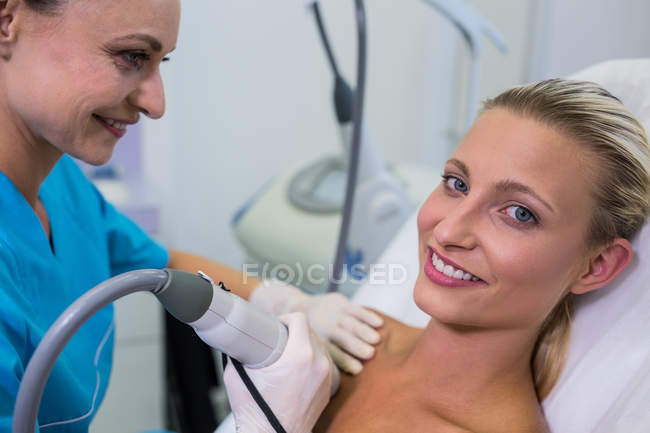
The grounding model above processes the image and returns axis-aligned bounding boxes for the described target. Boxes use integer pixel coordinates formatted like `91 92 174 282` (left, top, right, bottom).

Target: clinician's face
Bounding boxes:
4 0 180 165
414 108 596 331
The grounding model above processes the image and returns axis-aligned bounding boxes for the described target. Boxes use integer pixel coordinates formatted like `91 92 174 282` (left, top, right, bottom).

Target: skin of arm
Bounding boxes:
166 248 260 300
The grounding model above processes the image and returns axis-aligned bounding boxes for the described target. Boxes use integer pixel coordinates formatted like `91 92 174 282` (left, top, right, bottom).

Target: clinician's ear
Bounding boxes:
0 0 20 59
570 238 633 295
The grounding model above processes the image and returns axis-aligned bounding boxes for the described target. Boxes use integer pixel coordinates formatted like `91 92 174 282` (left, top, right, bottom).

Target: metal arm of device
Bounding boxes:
422 0 508 129
12 269 287 433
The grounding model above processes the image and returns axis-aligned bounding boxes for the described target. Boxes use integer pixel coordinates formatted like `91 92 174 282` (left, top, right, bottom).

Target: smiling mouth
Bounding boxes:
431 250 481 282
93 114 128 131
424 247 486 287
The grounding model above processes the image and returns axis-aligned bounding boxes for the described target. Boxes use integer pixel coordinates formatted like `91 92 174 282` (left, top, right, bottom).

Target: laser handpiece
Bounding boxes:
157 269 288 369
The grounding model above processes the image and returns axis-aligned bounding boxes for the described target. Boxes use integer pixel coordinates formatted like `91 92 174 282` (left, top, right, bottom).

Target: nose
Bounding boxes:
128 69 166 119
432 197 479 251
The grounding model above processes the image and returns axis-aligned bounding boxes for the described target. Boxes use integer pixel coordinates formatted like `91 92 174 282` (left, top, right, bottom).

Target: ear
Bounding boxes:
0 0 20 58
570 238 634 295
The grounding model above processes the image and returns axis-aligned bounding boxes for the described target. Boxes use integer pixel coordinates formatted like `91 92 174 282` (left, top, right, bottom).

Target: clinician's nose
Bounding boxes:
433 198 479 251
128 69 166 119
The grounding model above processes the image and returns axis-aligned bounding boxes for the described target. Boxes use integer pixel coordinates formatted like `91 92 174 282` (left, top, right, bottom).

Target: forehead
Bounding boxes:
60 0 180 50
451 109 595 214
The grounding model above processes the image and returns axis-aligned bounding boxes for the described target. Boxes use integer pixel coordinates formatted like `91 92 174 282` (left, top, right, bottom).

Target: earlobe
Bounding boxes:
0 0 19 51
570 238 634 295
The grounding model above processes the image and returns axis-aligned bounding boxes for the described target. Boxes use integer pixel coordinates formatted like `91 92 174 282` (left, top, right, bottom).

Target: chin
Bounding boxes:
84 153 113 166
69 144 116 167
413 275 480 327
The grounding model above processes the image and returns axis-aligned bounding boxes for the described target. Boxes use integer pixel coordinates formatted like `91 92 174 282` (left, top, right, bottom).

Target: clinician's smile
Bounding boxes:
93 114 132 138
424 247 485 287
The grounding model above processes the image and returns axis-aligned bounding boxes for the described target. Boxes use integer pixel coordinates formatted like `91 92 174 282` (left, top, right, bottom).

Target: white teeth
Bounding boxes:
99 116 127 130
431 251 480 282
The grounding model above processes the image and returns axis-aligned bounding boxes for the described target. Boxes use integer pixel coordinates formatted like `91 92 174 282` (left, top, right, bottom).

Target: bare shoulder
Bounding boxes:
367 308 424 354
316 309 550 433
314 310 425 433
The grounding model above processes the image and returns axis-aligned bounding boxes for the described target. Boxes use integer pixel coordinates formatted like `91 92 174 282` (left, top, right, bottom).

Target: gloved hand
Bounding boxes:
223 312 339 433
250 279 383 375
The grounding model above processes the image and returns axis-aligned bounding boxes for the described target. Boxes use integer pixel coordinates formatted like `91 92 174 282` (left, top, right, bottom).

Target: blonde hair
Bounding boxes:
483 79 650 400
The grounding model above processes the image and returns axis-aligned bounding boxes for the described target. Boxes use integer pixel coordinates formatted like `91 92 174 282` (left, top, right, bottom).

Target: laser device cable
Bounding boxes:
314 0 367 293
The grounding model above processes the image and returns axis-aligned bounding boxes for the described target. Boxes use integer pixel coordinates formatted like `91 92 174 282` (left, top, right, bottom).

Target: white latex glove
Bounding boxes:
250 279 384 375
223 312 339 433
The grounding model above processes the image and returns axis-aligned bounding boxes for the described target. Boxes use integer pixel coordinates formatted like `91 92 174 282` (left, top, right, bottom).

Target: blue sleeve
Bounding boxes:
99 194 169 276
0 249 39 433
0 326 35 433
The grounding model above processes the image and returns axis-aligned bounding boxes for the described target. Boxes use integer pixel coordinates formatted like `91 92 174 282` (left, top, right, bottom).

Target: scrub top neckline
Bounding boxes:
0 170 56 256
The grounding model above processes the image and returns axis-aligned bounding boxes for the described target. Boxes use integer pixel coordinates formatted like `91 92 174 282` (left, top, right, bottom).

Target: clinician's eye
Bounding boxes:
504 205 538 225
121 51 150 70
442 175 469 194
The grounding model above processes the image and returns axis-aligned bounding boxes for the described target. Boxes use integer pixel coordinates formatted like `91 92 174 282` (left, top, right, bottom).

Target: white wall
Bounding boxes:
527 0 650 80
143 1 463 267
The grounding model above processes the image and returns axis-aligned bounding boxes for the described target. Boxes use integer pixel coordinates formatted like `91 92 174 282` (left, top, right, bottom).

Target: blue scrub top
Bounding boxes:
0 156 169 432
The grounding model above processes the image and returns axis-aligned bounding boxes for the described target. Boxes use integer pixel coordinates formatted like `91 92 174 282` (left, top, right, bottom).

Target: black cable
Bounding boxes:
312 2 354 124
312 2 341 79
221 354 287 433
328 0 367 292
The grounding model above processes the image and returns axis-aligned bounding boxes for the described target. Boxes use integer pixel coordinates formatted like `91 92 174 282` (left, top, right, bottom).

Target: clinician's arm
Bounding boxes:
166 249 384 374
167 249 260 300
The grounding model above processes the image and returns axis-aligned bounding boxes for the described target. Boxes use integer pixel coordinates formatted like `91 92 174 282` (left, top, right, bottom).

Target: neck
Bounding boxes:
0 104 62 206
400 318 542 421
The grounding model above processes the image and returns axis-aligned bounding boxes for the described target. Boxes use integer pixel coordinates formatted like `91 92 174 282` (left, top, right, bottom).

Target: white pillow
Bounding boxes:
544 58 650 433
352 58 650 433
352 209 428 327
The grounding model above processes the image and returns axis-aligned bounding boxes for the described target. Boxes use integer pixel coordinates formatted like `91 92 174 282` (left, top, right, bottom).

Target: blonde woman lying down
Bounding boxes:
315 79 650 433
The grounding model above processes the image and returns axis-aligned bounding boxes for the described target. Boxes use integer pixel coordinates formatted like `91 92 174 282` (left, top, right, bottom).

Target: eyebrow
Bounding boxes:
448 158 470 179
496 179 555 213
445 158 555 213
112 33 163 52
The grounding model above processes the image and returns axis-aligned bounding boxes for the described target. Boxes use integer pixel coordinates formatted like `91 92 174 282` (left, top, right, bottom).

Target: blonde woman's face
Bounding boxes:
4 0 180 165
414 109 595 330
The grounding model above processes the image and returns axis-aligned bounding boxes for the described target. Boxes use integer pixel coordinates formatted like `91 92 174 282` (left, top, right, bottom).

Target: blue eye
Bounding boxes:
504 205 537 224
443 175 468 194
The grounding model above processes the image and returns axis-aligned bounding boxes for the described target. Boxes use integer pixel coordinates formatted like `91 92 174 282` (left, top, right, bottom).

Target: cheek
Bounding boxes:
417 188 443 257
487 233 584 323
417 187 445 233
10 45 122 140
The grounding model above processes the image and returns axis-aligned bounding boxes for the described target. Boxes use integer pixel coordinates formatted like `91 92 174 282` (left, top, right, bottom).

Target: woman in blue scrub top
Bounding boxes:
0 0 383 431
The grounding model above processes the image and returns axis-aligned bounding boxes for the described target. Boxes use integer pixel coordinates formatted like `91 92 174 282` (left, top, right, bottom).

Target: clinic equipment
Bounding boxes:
232 0 506 295
293 0 412 293
422 0 507 128
12 269 288 433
